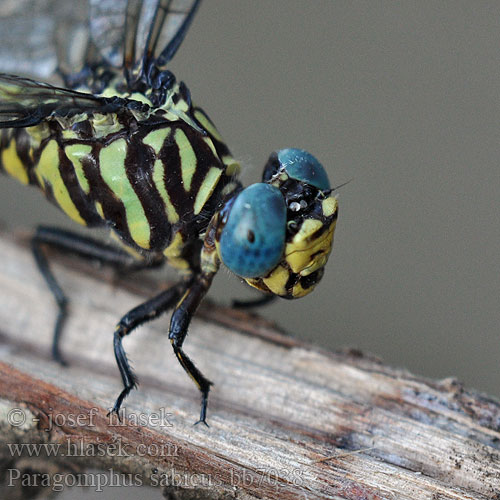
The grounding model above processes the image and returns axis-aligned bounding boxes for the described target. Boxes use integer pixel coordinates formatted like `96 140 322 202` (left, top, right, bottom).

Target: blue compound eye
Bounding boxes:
277 148 330 191
219 183 286 278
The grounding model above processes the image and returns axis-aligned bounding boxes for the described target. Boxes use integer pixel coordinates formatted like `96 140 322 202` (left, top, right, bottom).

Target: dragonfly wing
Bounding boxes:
0 0 201 85
0 73 136 128
0 0 88 82
89 0 201 75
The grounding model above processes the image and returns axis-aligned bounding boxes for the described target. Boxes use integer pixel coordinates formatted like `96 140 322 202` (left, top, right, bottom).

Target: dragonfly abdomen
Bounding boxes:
0 126 106 229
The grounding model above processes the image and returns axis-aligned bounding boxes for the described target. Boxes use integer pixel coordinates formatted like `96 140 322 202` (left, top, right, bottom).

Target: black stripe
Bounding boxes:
158 126 192 224
192 106 233 164
81 144 136 249
57 144 103 227
14 129 36 185
125 133 171 251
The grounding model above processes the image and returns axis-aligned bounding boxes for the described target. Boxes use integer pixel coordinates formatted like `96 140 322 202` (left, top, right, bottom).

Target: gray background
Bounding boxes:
1 0 499 408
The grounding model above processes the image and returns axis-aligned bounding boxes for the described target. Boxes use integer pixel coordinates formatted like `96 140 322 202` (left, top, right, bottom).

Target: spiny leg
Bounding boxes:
109 281 189 418
169 276 214 426
32 225 162 365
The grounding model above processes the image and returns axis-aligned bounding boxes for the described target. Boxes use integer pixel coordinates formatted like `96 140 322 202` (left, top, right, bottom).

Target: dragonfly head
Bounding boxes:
216 148 338 299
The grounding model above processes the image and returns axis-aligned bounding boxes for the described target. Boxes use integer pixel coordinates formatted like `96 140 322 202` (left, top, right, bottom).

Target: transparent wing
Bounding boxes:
0 74 134 128
0 0 89 82
89 0 201 72
0 0 200 87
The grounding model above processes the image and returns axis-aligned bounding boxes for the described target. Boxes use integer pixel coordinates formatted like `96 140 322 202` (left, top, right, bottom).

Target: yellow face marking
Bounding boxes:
152 159 179 223
1 140 28 185
64 144 92 194
322 196 338 217
194 166 222 215
163 232 189 270
261 265 290 296
292 281 311 298
100 138 150 249
35 140 86 225
194 109 224 142
143 127 171 155
285 218 336 275
175 128 196 192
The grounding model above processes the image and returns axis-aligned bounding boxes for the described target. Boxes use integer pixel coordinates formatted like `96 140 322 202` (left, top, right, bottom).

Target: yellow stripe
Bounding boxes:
99 138 150 249
163 232 189 270
35 140 86 225
129 92 153 106
110 231 144 260
95 201 105 218
202 136 218 157
64 144 92 194
143 127 180 223
61 130 80 140
1 140 29 185
152 159 179 223
194 109 224 142
194 166 222 215
143 127 170 155
175 128 196 191
223 156 241 177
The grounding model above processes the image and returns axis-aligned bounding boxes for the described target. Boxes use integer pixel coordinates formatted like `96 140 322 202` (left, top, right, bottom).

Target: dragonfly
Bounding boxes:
0 0 339 425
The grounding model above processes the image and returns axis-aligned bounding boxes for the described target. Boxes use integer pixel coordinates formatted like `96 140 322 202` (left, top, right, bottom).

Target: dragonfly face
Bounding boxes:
216 148 338 299
0 0 339 424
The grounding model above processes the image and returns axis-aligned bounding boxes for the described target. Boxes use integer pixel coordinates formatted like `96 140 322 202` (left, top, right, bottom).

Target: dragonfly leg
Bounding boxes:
169 275 213 426
108 282 188 420
31 225 162 365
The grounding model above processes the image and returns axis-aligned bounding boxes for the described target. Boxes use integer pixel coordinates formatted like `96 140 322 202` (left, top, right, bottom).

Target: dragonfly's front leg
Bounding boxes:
169 273 215 426
109 281 190 419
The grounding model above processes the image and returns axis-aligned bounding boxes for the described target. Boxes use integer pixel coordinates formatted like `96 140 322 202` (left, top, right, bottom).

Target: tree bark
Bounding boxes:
0 230 498 500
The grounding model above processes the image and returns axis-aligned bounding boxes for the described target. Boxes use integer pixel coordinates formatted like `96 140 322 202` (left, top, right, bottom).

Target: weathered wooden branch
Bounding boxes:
0 230 499 500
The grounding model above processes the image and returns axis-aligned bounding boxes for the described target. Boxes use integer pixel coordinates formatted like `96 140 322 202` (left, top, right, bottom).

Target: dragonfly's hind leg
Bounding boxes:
31 225 162 365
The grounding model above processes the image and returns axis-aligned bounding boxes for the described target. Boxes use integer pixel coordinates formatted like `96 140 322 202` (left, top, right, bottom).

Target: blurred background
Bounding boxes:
0 0 499 407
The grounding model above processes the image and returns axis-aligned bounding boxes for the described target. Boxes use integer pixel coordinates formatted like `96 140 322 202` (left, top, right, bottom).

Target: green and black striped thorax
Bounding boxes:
0 0 338 297
0 0 241 273
1 73 241 270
